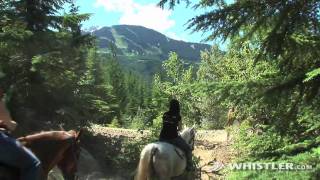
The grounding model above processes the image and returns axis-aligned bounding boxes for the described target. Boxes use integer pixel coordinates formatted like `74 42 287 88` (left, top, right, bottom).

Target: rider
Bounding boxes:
159 99 194 171
226 106 236 127
0 88 41 180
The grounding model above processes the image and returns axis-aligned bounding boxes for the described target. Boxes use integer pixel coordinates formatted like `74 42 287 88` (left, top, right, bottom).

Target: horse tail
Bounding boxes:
135 145 158 180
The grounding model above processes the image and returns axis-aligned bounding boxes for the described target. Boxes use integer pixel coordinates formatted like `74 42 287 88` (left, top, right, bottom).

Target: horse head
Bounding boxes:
180 126 196 150
58 128 84 180
16 129 85 180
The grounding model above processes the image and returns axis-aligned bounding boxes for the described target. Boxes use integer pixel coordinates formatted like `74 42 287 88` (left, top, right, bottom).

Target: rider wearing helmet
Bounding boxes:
0 89 41 180
159 99 194 171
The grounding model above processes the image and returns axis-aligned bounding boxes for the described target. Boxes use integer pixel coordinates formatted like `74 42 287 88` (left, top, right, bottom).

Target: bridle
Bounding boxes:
65 136 80 180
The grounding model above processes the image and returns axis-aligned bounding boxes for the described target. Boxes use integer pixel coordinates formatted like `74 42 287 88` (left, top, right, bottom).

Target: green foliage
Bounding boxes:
0 0 95 128
151 39 319 178
304 68 320 82
110 116 162 173
152 43 280 128
162 52 184 84
105 56 127 121
109 118 121 128
1 1 319 179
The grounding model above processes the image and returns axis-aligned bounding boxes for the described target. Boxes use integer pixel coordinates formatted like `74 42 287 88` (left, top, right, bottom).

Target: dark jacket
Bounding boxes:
159 111 181 140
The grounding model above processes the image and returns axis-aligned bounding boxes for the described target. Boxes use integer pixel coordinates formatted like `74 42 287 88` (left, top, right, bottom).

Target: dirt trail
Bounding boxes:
194 130 234 179
89 125 234 180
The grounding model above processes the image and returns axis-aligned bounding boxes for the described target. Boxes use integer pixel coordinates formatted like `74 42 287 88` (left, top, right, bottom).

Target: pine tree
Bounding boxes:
159 0 320 84
104 53 128 123
0 0 93 126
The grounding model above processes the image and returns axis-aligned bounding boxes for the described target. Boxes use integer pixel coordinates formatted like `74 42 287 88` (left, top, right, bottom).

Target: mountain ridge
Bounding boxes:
90 25 211 61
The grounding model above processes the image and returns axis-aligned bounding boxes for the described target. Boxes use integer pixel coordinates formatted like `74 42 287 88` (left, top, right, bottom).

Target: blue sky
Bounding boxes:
74 0 213 44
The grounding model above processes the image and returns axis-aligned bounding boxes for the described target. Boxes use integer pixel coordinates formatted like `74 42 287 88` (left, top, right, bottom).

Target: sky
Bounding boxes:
74 0 213 44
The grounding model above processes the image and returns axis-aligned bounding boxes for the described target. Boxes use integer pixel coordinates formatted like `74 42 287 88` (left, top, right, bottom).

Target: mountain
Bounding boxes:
88 25 211 79
90 25 211 61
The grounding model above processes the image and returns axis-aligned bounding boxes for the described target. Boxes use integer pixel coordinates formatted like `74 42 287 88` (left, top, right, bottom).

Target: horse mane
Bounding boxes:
18 130 76 144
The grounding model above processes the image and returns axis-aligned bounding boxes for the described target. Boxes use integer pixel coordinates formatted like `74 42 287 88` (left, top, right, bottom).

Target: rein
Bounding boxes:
70 138 78 163
189 135 195 151
68 136 80 180
174 148 185 160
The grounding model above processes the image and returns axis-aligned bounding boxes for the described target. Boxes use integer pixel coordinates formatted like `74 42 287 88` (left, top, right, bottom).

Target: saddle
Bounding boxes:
0 163 19 180
158 139 187 160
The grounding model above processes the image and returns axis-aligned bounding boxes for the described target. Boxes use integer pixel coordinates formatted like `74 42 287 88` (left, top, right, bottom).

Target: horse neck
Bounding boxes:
21 132 73 173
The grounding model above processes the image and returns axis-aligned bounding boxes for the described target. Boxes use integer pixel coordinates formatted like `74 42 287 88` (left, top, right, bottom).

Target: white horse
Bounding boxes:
135 127 196 180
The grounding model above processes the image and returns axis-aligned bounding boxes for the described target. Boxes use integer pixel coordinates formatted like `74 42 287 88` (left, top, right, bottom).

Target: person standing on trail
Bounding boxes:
226 106 236 127
159 99 194 171
0 88 41 180
226 106 236 141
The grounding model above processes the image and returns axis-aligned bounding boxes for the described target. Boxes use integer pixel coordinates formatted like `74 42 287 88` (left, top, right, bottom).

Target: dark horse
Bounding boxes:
0 129 83 180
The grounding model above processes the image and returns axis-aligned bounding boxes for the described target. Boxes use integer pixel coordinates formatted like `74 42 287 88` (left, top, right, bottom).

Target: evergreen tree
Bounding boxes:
0 0 92 127
104 53 127 123
78 48 117 124
159 0 320 84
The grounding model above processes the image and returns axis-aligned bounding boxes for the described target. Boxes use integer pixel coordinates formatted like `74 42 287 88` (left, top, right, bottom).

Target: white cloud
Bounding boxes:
95 0 136 13
94 0 175 33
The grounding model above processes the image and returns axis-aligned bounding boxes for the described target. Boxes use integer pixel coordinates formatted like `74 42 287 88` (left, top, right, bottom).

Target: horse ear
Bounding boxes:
190 124 196 134
76 128 84 141
191 124 196 131
59 124 65 131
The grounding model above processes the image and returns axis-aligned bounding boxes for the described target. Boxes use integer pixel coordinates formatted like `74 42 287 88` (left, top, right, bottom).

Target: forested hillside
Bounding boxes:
89 25 210 79
91 25 210 61
0 0 319 179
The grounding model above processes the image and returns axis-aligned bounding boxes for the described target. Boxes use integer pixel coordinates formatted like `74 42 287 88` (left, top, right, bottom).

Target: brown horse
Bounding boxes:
0 129 83 180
